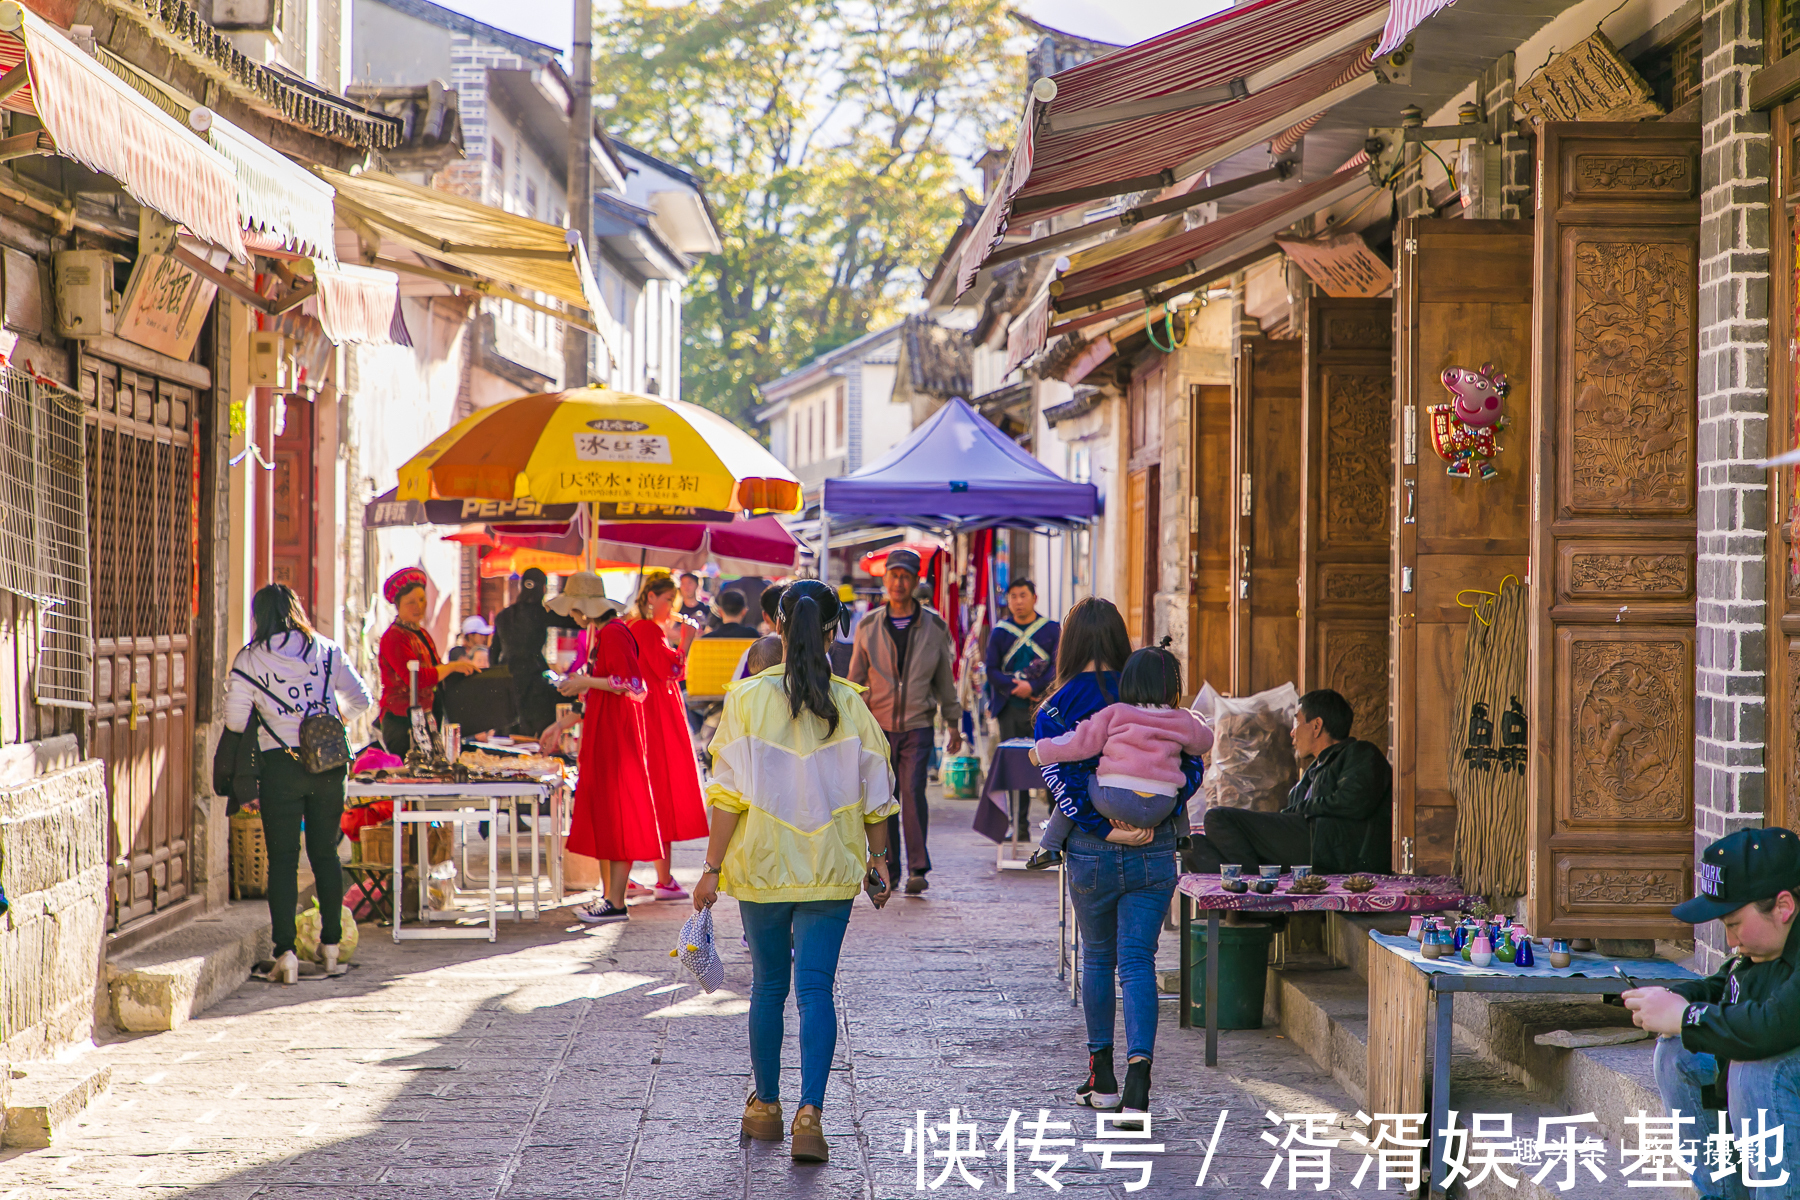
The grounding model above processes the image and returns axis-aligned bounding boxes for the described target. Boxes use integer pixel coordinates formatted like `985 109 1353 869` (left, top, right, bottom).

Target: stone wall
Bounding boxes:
0 761 108 1061
1695 0 1773 971
1480 52 1531 219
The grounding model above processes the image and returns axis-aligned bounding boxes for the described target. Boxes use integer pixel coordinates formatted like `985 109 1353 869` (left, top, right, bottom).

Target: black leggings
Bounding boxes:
260 752 346 956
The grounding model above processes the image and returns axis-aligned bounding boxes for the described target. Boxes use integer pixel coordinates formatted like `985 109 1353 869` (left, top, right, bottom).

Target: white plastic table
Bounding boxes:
344 776 561 943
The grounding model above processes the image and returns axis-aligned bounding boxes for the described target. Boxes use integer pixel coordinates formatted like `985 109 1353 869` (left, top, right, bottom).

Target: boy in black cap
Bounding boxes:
1623 827 1800 1198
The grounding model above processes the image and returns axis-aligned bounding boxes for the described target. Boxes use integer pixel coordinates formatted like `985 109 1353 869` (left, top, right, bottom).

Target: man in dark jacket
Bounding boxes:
1624 828 1800 1197
491 567 579 739
1185 689 1391 875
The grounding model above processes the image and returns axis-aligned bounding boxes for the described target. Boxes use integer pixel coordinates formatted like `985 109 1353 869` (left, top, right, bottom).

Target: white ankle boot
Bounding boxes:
267 950 298 984
322 944 347 977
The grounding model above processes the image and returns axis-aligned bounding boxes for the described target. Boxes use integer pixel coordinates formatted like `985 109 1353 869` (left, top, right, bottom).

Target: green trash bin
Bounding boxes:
1186 921 1275 1030
941 755 981 798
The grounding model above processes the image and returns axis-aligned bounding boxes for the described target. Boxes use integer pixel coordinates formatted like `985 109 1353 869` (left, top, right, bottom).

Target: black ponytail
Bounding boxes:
779 581 842 736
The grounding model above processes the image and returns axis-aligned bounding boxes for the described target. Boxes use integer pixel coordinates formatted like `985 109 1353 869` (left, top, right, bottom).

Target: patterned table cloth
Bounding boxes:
1178 872 1472 913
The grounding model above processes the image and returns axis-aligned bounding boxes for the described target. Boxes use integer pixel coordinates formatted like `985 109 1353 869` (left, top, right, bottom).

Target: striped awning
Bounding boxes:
1004 291 1053 374
311 262 401 346
0 8 244 260
1052 156 1372 311
955 0 1389 296
208 115 337 261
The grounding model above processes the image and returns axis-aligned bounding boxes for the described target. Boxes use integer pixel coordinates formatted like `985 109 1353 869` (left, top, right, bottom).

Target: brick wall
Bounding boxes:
1480 52 1531 219
1695 0 1773 970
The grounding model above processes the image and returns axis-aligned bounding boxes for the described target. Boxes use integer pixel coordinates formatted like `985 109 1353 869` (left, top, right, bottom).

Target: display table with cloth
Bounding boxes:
345 774 563 943
1177 873 1471 1066
974 738 1043 866
1364 930 1699 1196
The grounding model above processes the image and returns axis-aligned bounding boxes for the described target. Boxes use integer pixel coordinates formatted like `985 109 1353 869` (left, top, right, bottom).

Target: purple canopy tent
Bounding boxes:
820 397 1098 527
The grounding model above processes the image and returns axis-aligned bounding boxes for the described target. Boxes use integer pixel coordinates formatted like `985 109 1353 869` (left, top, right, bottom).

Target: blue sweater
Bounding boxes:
1034 671 1205 838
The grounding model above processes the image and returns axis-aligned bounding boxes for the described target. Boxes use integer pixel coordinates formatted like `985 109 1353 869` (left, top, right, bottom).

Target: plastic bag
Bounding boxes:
1198 681 1301 814
671 906 725 993
293 898 361 964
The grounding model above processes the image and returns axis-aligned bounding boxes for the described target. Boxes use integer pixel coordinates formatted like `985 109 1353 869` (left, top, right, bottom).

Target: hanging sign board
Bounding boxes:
1514 32 1664 126
115 251 217 360
1275 233 1391 298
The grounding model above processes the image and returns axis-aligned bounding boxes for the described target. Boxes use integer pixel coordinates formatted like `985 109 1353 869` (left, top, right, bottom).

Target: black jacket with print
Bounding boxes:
1671 919 1800 1073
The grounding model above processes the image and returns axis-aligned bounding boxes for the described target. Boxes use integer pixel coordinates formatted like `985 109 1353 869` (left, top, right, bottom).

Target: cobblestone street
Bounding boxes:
3 790 1394 1199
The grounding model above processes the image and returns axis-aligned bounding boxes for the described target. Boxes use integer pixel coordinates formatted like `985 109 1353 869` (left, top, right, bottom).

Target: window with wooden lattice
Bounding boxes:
1632 21 1703 114
0 368 91 708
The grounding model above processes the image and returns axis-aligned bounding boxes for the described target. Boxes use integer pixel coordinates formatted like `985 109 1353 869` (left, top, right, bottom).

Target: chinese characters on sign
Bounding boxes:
572 432 673 464
556 468 702 504
891 1109 1793 1191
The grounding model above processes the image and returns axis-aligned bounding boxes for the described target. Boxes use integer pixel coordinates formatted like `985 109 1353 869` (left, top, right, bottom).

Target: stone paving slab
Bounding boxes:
2 788 1404 1199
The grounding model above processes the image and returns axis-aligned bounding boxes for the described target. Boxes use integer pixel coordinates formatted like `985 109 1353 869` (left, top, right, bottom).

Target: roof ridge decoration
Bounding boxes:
111 0 401 149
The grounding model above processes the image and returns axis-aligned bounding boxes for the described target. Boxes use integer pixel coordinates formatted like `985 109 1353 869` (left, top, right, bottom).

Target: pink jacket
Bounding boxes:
1034 703 1213 795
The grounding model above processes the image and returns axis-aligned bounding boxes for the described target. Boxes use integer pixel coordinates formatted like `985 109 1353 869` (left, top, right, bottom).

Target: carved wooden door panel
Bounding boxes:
1231 336 1302 695
1125 467 1148 646
1394 219 1535 877
1528 123 1699 940
1301 298 1392 753
1189 383 1233 695
84 357 197 932
1765 96 1800 835
270 397 315 611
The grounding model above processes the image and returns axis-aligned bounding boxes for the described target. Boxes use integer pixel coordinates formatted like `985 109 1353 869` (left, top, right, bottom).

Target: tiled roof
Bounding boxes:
902 314 972 400
116 0 403 149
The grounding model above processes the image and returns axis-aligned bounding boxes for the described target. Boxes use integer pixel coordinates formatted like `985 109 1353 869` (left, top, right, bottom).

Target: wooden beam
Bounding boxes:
0 62 31 106
1052 245 1281 314
0 129 54 165
171 244 279 315
1047 79 1247 135
1751 49 1800 111
1013 170 1175 217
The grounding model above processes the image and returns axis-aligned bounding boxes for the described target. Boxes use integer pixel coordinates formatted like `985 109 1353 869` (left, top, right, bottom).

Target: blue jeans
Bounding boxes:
1041 778 1186 850
739 899 853 1110
1065 824 1179 1061
1654 1036 1800 1198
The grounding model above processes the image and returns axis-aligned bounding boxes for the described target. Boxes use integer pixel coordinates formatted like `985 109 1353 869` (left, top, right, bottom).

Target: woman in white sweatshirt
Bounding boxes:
222 584 373 983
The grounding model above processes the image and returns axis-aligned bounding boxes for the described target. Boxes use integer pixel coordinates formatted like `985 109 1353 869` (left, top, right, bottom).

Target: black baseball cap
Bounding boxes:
1672 828 1800 923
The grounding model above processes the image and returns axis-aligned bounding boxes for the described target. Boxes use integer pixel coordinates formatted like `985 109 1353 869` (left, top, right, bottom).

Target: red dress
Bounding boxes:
565 619 662 862
628 617 709 844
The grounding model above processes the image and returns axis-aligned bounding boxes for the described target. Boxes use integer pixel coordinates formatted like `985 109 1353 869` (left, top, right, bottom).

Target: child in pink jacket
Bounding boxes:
1030 646 1213 852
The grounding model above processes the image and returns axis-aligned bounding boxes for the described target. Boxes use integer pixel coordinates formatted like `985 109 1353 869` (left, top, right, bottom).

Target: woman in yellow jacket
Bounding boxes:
691 579 895 1164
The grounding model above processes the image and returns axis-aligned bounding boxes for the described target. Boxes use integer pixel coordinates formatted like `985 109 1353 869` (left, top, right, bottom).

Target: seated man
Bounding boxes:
703 589 759 639
1624 829 1800 1200
1185 688 1391 876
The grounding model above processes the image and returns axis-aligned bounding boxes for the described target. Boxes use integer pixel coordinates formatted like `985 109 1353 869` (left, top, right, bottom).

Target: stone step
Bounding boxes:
1269 965 1370 1107
2 1059 110 1148
104 901 272 1033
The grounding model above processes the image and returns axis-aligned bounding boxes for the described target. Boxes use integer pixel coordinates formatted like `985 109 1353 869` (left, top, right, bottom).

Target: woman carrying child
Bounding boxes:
1030 601 1204 1124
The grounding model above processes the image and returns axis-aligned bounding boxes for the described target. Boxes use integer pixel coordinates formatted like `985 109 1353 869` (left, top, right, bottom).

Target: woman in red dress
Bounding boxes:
541 572 662 925
627 571 709 898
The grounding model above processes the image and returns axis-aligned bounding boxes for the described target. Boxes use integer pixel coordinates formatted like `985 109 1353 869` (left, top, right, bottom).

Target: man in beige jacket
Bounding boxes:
848 548 961 894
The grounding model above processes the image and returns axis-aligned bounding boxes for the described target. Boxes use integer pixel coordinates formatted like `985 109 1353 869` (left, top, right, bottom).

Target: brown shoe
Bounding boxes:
791 1105 828 1162
742 1095 783 1141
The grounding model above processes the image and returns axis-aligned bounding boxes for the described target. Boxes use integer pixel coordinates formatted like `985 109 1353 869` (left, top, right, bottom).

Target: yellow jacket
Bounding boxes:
706 666 897 903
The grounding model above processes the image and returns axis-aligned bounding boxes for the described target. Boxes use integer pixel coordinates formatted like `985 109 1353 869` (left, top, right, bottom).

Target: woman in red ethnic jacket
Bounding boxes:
626 571 709 899
376 568 476 755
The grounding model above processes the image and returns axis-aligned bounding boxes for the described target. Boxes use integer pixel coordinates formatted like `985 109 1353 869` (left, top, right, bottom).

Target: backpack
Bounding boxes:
232 645 352 775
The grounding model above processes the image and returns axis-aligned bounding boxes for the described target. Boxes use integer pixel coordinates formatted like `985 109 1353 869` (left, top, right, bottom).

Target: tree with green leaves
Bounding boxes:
594 0 1018 427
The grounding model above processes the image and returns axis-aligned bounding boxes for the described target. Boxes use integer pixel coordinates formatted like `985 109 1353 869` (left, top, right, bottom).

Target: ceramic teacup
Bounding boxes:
1220 864 1242 883
1292 865 1313 880
1258 864 1281 881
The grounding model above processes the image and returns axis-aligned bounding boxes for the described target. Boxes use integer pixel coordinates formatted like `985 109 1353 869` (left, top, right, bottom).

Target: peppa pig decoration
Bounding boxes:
1429 362 1509 481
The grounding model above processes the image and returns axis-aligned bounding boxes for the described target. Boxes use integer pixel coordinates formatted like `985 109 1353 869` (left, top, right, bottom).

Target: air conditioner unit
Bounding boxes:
53 250 115 339
1459 142 1505 219
249 331 291 389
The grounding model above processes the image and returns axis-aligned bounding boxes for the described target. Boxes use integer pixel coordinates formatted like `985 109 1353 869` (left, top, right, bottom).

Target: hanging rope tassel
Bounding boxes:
1448 576 1528 900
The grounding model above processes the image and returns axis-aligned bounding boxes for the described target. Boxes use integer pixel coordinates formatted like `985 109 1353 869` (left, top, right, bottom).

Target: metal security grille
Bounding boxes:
86 423 190 641
0 368 91 708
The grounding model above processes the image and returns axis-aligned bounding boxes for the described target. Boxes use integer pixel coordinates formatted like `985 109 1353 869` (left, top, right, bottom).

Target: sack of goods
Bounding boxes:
672 906 725 993
1195 681 1301 814
294 899 360 964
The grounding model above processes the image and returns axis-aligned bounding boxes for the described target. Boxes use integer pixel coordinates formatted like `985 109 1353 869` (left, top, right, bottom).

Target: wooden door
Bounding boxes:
271 397 315 610
1125 467 1148 645
1528 123 1699 940
1189 383 1233 694
1301 297 1392 751
1230 336 1302 695
85 357 198 932
1394 220 1535 877
1765 95 1800 834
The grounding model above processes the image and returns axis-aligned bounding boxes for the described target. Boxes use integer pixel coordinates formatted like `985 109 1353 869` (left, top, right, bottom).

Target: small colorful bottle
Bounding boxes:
1470 932 1494 968
1408 914 1425 941
1514 931 1535 968
1496 925 1517 964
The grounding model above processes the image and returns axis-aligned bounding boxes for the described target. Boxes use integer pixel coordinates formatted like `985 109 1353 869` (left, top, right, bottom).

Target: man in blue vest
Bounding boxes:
985 578 1060 840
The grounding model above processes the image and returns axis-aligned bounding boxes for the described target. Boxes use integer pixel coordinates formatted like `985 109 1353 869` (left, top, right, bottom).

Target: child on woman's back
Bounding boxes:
1029 646 1211 859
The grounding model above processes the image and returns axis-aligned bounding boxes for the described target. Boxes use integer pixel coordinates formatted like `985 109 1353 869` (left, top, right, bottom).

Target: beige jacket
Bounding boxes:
847 603 962 734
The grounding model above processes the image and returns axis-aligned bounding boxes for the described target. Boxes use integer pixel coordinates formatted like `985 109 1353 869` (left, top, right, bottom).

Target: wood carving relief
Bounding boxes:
1322 313 1391 351
1571 640 1685 821
1320 566 1387 606
1569 240 1694 513
1323 368 1390 546
1568 553 1689 595
1323 629 1390 750
1562 865 1683 907
1573 155 1692 194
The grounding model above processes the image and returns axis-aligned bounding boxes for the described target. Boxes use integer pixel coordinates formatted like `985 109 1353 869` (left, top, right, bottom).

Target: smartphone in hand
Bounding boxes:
865 865 890 909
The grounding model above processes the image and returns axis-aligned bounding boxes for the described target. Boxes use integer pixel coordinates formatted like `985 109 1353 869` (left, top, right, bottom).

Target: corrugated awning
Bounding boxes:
207 114 337 261
955 0 1389 296
312 165 604 318
311 262 400 346
1052 155 1371 311
0 7 244 259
